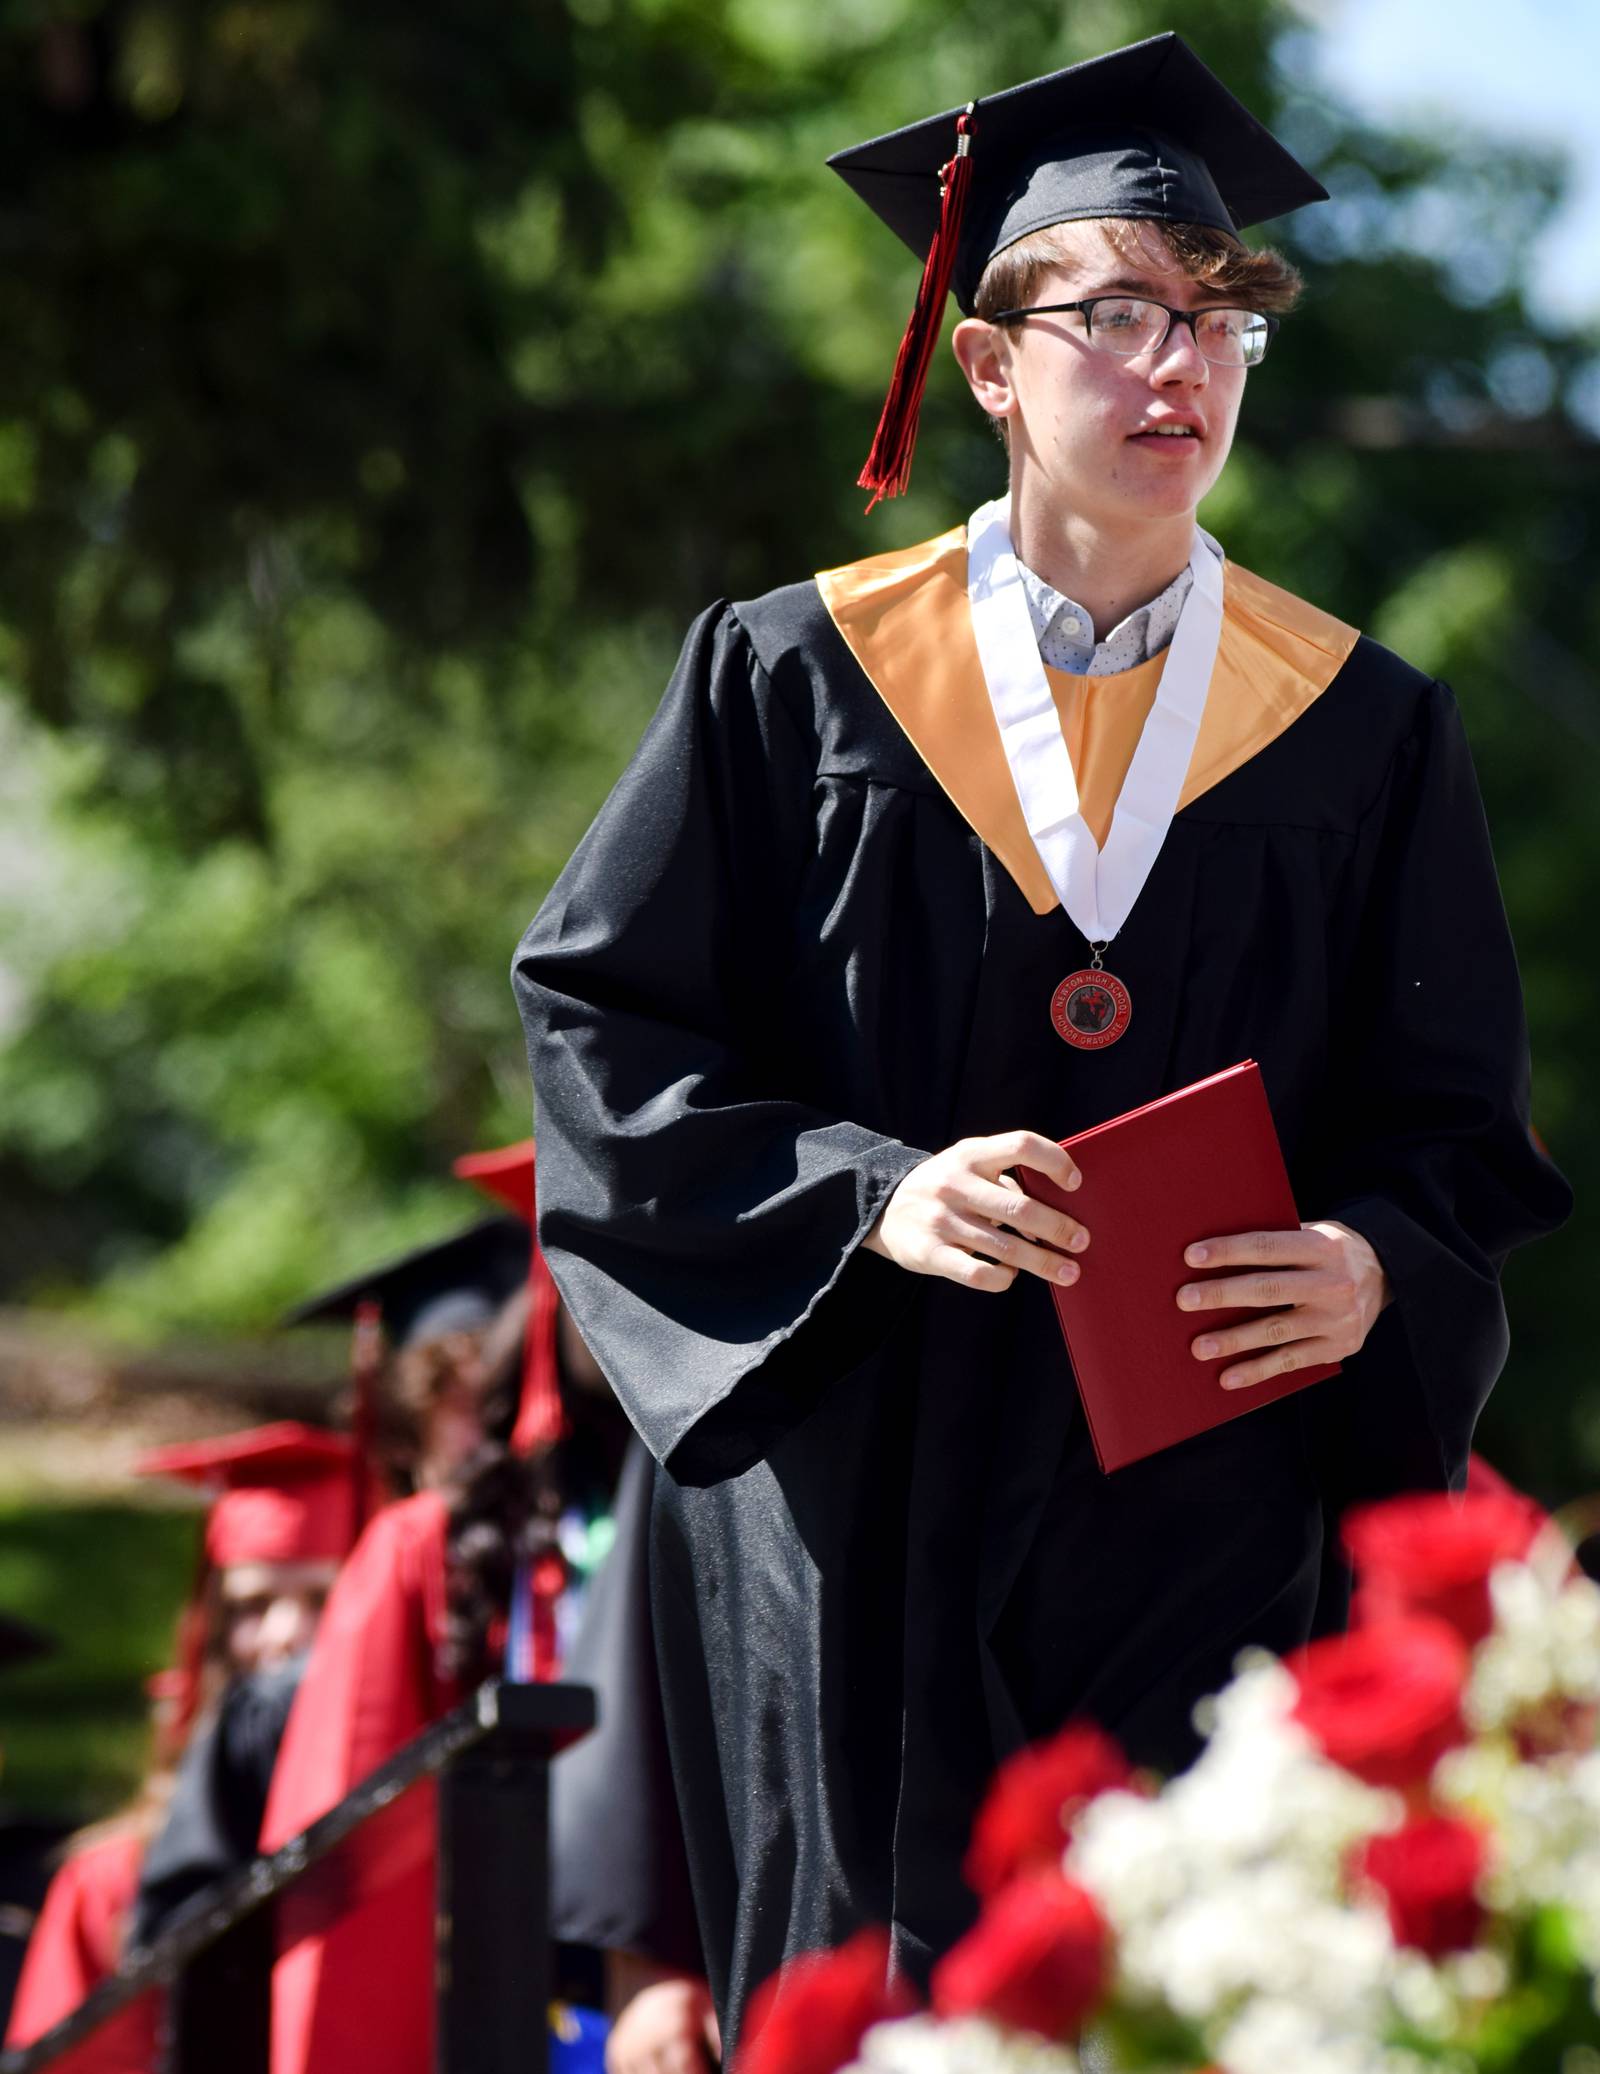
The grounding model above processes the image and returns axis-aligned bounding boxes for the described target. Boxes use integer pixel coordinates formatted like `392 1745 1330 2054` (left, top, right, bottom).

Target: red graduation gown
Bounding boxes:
261 1491 457 2074
5 1828 158 2073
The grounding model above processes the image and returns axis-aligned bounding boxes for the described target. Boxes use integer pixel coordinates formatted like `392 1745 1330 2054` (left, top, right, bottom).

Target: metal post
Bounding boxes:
169 1904 274 2074
3 1690 568 2074
435 1683 596 2074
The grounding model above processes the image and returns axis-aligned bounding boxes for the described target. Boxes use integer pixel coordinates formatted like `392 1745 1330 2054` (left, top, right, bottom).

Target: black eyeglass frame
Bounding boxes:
985 296 1280 367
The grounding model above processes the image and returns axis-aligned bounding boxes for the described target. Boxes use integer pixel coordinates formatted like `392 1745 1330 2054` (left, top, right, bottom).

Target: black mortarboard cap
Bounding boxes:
830 32 1327 503
831 33 1326 314
283 1216 529 1348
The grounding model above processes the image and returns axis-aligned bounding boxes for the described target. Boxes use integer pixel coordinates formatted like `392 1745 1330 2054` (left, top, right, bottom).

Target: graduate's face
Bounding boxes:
954 221 1248 532
219 1559 339 1674
418 1368 487 1487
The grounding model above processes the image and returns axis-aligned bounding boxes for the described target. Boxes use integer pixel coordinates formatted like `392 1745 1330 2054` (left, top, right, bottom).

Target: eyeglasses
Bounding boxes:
986 295 1278 369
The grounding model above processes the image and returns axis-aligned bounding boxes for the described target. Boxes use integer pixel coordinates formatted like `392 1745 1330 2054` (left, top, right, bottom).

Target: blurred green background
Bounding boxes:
0 0 1594 1814
0 1494 194 1813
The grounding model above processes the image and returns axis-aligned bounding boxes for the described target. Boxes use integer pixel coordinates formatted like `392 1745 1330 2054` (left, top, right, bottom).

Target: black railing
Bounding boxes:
1 1680 595 2074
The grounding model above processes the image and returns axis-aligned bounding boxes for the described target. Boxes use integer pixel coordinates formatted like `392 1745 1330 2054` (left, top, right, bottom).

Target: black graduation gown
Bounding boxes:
550 1437 701 1976
513 571 1570 2040
131 1658 304 1949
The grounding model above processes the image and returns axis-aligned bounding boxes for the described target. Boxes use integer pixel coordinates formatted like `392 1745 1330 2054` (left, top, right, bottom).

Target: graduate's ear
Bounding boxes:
952 316 1017 437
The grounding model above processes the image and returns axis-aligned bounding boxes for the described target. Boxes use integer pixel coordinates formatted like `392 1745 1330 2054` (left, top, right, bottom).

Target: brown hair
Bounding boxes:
359 1299 559 1683
974 216 1303 324
440 1297 629 1685
971 218 1301 454
440 1352 563 1686
376 1327 490 1491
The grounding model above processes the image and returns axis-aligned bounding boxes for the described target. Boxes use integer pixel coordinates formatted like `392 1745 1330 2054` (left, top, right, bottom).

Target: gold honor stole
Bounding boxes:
816 527 1360 918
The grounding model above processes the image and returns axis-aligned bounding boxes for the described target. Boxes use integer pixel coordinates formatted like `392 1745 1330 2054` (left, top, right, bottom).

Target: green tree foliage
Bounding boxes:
0 1493 197 1814
0 0 1592 1484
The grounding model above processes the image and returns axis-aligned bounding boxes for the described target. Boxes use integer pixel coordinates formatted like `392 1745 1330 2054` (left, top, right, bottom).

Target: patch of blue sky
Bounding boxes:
1294 0 1600 329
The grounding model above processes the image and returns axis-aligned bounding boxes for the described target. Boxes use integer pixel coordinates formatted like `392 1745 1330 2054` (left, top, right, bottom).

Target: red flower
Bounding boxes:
964 1724 1133 1899
1351 1814 1487 1956
932 1872 1110 2041
1344 1490 1547 1647
1286 1617 1469 1791
740 1929 914 2074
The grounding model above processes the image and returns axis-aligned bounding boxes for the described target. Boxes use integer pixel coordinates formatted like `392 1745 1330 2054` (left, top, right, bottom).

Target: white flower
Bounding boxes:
1066 1789 1187 1931
1442 1946 1511 2003
1215 1996 1426 2074
1432 1737 1520 1819
1070 1660 1391 1935
848 2016 1079 2074
1438 1735 1600 1968
1387 1952 1454 2035
1483 1752 1600 1968
1123 1867 1393 2026
1467 1564 1600 1735
1067 1658 1398 2037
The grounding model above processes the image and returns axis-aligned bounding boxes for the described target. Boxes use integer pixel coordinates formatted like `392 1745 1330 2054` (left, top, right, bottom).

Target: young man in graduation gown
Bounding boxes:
513 31 1572 2042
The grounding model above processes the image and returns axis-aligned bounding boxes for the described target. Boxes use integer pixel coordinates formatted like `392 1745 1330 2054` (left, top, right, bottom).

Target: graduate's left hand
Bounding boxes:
605 1971 721 2074
1174 1221 1391 1390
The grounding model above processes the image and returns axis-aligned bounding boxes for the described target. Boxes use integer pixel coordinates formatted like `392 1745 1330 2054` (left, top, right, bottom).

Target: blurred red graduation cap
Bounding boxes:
453 1141 535 1224
135 1421 361 1750
135 1421 359 1569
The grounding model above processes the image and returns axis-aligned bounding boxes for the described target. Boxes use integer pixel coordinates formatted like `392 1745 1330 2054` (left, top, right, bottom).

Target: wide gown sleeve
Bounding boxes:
513 602 928 1483
1305 677 1572 1496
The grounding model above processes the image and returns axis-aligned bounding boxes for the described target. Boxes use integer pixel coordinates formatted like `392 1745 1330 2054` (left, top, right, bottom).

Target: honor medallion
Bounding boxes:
1051 967 1132 1050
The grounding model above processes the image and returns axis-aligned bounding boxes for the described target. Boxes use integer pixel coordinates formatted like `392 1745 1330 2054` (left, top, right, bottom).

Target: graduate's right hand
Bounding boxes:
864 1131 1087 1291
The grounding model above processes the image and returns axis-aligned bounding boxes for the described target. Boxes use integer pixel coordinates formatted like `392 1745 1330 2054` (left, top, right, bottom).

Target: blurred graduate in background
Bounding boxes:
262 1145 709 2074
5 1428 361 2071
126 1423 363 1950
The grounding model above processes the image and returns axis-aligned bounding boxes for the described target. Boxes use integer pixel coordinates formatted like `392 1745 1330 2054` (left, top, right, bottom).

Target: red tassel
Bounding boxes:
529 1550 568 1681
511 1239 566 1456
858 105 977 511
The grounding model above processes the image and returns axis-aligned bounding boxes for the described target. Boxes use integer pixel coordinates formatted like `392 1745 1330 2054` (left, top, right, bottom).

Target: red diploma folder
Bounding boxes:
1019 1059 1341 1473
